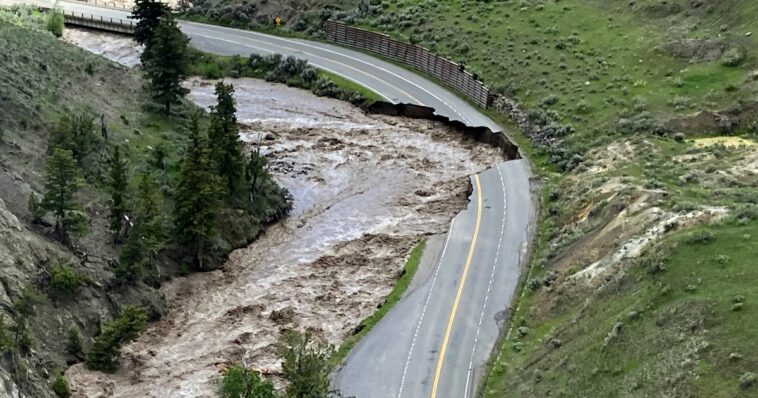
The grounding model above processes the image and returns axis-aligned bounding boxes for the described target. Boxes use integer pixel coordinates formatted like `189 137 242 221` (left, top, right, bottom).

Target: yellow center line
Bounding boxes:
430 174 483 398
183 25 424 105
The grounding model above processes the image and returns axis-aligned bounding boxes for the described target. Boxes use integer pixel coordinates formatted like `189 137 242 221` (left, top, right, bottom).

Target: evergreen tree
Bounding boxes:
49 113 98 167
42 148 87 238
117 173 164 283
108 145 129 242
143 14 190 117
209 82 245 197
129 0 169 46
175 113 223 270
86 305 147 373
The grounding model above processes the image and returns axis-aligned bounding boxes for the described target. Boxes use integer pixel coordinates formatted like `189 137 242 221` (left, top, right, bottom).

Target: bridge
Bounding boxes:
59 7 134 34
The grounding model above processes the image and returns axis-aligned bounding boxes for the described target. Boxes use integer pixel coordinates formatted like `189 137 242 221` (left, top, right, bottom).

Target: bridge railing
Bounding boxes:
324 20 495 109
60 9 134 34
73 0 132 10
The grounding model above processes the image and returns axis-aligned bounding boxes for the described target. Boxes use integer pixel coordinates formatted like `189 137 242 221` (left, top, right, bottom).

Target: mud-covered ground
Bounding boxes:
64 30 502 397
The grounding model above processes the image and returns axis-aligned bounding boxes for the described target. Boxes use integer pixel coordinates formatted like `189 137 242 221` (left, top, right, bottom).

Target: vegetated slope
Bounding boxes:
183 0 357 33
186 0 758 396
339 1 758 396
0 19 289 397
349 0 755 159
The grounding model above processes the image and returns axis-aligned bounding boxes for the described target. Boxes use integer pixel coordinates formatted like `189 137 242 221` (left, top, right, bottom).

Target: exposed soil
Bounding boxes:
63 32 502 396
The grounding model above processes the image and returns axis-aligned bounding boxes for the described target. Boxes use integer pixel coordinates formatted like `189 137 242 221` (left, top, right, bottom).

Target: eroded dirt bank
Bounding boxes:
63 30 503 396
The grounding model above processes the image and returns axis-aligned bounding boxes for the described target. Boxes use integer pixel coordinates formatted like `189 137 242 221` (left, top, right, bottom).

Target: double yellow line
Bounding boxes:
430 174 483 398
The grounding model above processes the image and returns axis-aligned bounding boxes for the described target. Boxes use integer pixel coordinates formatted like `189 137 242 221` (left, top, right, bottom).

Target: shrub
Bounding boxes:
45 9 64 37
220 365 276 398
616 112 655 134
740 372 756 390
541 94 559 106
51 375 70 398
12 286 44 317
86 305 148 372
670 96 691 111
721 48 745 67
279 331 334 398
48 263 87 298
576 100 592 114
684 230 715 245
66 324 83 358
527 277 542 291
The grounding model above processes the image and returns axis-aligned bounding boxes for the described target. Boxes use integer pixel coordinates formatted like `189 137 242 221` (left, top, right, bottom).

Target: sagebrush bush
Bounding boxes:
721 48 745 67
684 230 715 245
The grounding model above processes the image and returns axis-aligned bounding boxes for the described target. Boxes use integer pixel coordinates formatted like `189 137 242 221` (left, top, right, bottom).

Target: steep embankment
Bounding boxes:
0 19 168 398
0 16 290 397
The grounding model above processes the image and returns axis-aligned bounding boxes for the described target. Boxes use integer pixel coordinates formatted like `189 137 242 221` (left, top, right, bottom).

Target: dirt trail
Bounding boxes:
62 33 503 396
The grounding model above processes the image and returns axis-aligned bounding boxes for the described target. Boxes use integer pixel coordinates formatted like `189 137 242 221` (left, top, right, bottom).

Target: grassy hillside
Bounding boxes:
186 1 758 396
0 13 290 396
355 0 757 155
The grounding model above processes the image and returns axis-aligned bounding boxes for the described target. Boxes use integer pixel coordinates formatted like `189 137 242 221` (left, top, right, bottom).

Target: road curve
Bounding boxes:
4 2 534 396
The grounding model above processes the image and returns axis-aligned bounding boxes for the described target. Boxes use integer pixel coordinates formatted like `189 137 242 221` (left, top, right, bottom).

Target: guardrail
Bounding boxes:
60 9 134 34
74 0 132 10
324 20 495 109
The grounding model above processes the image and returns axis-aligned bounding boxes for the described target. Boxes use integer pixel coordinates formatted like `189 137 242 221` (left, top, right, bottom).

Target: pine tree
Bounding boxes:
175 113 223 270
209 82 245 198
129 0 169 47
49 113 98 167
117 173 164 283
108 145 129 242
86 305 147 373
143 14 189 117
42 148 86 238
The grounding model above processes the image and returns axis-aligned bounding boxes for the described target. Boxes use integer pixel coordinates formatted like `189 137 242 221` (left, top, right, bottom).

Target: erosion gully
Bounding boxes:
63 29 503 397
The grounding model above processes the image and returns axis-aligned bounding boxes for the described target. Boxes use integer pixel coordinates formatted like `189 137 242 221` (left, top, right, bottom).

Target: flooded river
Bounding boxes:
64 29 502 397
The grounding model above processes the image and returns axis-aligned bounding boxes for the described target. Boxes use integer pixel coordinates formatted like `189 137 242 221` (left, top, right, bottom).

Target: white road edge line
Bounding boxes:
396 218 456 398
463 164 507 398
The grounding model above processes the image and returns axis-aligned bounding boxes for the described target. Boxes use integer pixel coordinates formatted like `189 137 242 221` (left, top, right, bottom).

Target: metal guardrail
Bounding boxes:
60 9 134 34
325 20 495 109
74 0 132 10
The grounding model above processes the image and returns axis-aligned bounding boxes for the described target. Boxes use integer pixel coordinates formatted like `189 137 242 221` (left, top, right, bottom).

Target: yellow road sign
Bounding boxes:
275 16 282 27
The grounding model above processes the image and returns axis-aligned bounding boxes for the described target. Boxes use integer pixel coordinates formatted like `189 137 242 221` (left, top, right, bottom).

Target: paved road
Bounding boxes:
4 2 534 396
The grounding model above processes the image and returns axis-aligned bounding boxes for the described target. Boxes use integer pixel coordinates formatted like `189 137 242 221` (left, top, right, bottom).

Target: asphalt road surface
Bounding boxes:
3 2 534 396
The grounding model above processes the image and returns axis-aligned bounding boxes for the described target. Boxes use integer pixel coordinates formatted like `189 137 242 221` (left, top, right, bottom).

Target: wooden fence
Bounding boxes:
324 20 494 108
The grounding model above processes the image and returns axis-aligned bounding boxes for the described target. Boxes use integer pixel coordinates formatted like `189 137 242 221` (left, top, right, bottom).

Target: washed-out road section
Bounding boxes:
2 1 534 396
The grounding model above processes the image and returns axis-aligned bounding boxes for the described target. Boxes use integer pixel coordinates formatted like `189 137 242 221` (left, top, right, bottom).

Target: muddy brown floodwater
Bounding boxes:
64 30 502 397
